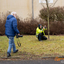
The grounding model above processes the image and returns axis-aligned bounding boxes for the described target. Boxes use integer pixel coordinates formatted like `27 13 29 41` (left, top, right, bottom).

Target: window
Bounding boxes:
39 0 53 3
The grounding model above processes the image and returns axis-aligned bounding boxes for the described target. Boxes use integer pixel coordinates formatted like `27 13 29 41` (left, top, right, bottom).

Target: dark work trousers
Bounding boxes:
38 33 47 41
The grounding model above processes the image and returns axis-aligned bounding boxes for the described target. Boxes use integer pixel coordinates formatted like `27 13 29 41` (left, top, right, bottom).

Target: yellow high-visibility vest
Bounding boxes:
36 27 47 36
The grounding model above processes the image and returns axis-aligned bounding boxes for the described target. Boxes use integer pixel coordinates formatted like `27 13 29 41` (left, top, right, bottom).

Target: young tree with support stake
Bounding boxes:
40 0 58 39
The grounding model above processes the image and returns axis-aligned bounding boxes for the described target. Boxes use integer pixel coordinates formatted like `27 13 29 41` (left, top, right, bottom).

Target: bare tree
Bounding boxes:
52 0 58 7
40 0 58 39
46 0 50 39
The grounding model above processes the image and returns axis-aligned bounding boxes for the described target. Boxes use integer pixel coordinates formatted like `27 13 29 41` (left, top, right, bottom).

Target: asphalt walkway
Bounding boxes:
0 60 63 64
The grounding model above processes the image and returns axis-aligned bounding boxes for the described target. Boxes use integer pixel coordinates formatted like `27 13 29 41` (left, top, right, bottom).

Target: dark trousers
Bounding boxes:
38 33 47 41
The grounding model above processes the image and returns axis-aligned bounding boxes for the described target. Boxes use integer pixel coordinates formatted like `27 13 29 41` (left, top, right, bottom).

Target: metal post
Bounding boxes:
32 0 34 19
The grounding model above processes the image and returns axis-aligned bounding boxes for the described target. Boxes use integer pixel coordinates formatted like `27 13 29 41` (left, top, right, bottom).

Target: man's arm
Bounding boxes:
12 19 20 34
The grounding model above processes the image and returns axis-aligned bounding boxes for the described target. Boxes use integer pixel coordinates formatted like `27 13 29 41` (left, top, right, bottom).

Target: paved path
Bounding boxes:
0 60 63 64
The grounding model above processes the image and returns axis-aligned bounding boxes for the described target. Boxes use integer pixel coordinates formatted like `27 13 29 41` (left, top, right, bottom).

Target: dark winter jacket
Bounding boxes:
5 15 20 37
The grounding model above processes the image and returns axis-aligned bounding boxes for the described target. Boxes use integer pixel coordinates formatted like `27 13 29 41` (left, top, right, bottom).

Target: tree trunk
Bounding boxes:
46 0 50 39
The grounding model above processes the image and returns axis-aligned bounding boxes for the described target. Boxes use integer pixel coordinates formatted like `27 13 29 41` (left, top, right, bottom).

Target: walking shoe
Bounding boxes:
13 49 18 53
7 52 11 57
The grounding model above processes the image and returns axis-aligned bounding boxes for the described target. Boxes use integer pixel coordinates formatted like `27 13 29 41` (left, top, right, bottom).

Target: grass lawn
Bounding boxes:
0 35 64 59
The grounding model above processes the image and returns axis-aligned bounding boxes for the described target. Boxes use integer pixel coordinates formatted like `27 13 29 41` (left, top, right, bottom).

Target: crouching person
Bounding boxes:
5 12 20 57
36 24 47 41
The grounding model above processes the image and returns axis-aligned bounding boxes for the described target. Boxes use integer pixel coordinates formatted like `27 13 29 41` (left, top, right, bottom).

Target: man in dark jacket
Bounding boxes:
5 12 20 57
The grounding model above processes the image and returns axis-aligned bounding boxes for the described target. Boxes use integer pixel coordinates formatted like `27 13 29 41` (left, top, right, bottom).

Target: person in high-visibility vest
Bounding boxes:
36 24 47 41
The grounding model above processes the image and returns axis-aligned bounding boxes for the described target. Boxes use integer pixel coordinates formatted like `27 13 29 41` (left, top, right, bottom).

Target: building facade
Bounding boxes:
0 0 64 20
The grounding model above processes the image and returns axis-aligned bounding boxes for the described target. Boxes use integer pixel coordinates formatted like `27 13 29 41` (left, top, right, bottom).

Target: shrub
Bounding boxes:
0 12 10 35
0 11 64 35
39 7 64 22
17 19 42 35
49 22 64 35
17 20 64 35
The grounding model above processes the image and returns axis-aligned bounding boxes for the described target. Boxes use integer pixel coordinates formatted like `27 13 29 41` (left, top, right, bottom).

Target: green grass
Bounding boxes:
0 35 64 59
